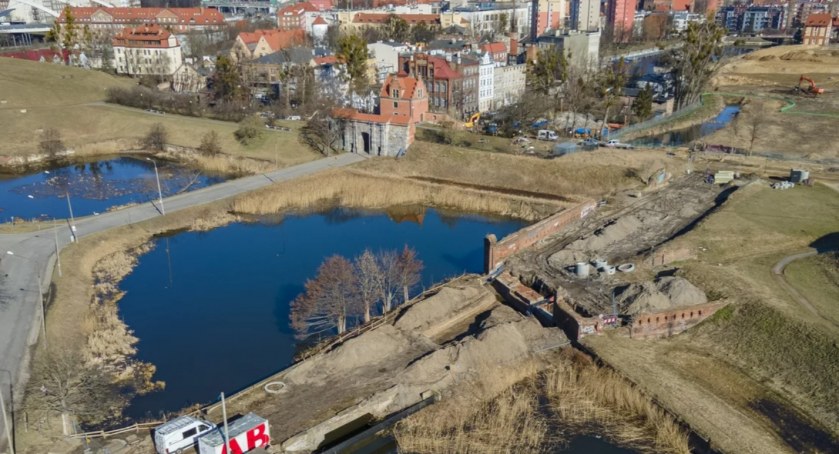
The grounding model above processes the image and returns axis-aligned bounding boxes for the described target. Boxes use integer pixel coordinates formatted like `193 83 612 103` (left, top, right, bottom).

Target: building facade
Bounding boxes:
531 0 568 39
492 63 526 109
570 0 600 31
58 7 225 35
803 13 833 45
607 0 637 42
478 52 494 112
333 74 429 157
113 24 183 76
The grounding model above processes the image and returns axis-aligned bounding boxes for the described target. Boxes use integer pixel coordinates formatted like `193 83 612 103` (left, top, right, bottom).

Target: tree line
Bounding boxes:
291 247 423 339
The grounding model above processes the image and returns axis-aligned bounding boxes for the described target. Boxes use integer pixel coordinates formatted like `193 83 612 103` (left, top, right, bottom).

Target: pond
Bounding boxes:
631 104 741 147
118 207 528 419
0 156 228 222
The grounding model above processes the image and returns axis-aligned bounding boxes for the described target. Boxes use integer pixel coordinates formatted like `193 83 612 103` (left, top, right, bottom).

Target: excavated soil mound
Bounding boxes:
617 276 707 315
394 284 486 333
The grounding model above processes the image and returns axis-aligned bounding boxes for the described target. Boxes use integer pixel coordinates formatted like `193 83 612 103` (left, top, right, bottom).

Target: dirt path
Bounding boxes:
772 248 839 329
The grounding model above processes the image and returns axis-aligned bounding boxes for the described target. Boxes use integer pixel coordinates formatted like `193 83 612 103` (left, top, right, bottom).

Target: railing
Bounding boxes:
68 421 162 440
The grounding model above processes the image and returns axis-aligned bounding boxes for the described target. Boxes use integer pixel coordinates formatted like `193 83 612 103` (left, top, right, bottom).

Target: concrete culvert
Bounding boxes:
264 381 287 394
618 263 636 273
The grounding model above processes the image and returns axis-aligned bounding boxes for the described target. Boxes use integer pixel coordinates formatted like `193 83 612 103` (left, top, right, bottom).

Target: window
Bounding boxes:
393 101 399 109
182 427 198 438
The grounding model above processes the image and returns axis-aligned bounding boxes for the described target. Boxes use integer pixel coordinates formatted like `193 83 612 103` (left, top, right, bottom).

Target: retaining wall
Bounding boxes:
484 199 597 273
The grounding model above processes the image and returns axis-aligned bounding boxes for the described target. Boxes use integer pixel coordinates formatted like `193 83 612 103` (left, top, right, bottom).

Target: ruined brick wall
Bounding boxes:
628 301 728 339
484 199 597 273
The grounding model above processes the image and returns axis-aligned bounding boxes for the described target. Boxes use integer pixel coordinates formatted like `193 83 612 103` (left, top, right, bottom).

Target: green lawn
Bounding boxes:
785 253 839 327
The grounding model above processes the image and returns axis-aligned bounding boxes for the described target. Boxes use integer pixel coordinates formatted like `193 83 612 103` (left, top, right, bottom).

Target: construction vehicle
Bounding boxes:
797 75 825 96
464 112 481 128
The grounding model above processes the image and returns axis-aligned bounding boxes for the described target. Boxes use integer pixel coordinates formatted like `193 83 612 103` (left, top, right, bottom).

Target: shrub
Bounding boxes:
198 131 222 155
143 123 167 151
234 115 264 145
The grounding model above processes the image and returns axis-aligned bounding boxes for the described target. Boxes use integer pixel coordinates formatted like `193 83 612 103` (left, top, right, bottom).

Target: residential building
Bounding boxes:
453 2 532 36
338 12 441 32
241 47 314 94
113 24 183 76
399 53 462 114
531 0 567 39
230 29 306 62
716 5 786 33
492 63 526 109
481 41 509 64
369 41 412 82
535 29 600 70
478 52 494 112
607 0 637 42
57 7 225 36
277 1 319 30
672 11 706 31
172 64 208 93
333 74 429 157
570 0 600 31
803 12 833 45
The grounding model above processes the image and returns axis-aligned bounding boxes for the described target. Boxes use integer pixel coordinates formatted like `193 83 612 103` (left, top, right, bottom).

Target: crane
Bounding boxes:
798 75 825 96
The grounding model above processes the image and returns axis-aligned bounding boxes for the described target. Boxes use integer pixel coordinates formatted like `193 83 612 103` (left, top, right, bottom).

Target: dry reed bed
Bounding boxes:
394 351 690 454
232 169 566 221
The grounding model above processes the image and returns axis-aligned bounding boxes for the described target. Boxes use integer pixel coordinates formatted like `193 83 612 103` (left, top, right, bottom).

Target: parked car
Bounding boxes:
286 115 302 121
581 138 599 148
604 139 635 149
537 130 559 141
154 416 215 454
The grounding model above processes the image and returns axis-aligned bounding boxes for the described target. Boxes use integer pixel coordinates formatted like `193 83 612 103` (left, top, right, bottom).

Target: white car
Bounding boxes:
154 416 215 454
286 115 302 121
605 139 634 149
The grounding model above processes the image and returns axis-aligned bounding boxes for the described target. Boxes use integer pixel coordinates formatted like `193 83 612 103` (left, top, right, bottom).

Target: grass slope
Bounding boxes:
0 58 317 166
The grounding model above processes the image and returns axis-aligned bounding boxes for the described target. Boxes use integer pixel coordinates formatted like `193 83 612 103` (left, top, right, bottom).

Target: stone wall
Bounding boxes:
339 119 411 157
627 301 728 339
484 199 597 273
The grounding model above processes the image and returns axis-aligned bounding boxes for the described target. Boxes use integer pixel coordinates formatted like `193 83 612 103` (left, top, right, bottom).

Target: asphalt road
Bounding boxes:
0 152 365 447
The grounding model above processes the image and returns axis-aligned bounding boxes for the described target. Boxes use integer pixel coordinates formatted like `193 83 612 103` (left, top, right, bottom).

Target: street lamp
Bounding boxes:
65 192 76 242
0 369 13 454
146 158 165 215
5 251 47 348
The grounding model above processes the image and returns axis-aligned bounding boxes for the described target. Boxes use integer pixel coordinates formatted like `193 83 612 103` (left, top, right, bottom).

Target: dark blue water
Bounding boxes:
119 207 527 419
0 156 227 221
631 104 741 147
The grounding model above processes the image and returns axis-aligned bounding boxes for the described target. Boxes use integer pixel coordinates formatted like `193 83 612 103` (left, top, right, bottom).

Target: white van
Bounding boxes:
537 130 558 141
154 416 216 454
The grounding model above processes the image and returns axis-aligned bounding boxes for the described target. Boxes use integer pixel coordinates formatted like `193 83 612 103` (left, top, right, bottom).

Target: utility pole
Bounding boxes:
53 220 62 277
221 392 230 454
146 158 165 215
65 193 76 242
0 369 13 454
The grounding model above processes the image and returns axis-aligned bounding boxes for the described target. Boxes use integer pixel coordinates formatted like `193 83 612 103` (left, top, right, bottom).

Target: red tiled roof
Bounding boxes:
806 13 832 27
481 42 506 54
59 7 224 25
312 15 328 25
353 13 439 25
314 55 338 65
332 108 411 125
277 1 319 17
261 29 305 52
112 23 176 48
380 74 420 99
428 55 461 79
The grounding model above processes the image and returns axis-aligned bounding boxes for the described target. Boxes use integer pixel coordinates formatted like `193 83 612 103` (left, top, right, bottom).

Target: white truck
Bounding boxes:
154 413 271 454
197 413 271 454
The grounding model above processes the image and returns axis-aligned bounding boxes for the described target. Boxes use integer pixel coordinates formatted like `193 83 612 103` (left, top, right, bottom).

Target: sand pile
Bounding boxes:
617 276 707 315
394 284 486 333
717 45 839 79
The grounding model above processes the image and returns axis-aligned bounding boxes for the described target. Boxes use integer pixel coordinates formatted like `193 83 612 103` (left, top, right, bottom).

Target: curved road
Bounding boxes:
0 153 365 447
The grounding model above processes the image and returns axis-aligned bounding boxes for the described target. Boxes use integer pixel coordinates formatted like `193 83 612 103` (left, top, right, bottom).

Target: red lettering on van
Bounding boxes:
247 423 270 448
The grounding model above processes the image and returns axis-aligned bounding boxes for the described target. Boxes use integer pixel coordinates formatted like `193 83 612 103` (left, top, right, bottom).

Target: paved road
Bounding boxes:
0 153 365 448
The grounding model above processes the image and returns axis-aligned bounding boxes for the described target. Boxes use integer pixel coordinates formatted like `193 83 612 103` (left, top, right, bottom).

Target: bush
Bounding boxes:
143 123 168 151
198 130 222 155
234 116 264 145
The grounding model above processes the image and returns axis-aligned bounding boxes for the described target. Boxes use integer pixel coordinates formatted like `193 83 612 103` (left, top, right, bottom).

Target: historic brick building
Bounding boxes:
333 74 429 157
57 7 225 36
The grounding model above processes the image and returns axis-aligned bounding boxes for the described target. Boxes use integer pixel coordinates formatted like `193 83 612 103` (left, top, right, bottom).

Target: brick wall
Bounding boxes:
628 301 727 339
484 199 596 273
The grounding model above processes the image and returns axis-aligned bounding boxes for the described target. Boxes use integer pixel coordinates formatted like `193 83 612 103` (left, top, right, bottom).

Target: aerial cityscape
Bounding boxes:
0 0 837 452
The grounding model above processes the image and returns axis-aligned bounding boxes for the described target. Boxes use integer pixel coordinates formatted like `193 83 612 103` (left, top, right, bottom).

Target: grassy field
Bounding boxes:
0 58 318 167
785 253 839 327
587 180 839 453
356 141 684 200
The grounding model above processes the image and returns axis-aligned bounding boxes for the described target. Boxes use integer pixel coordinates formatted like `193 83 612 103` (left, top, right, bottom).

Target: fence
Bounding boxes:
611 100 703 140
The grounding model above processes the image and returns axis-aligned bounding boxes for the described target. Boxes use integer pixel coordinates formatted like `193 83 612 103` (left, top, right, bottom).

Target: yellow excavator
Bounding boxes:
464 112 481 129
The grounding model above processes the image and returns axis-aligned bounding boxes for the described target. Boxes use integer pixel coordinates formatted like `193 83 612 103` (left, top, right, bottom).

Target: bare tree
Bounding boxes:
377 250 402 313
300 112 344 156
291 255 361 338
39 128 65 158
25 347 127 432
143 123 167 151
396 246 423 304
354 249 382 323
